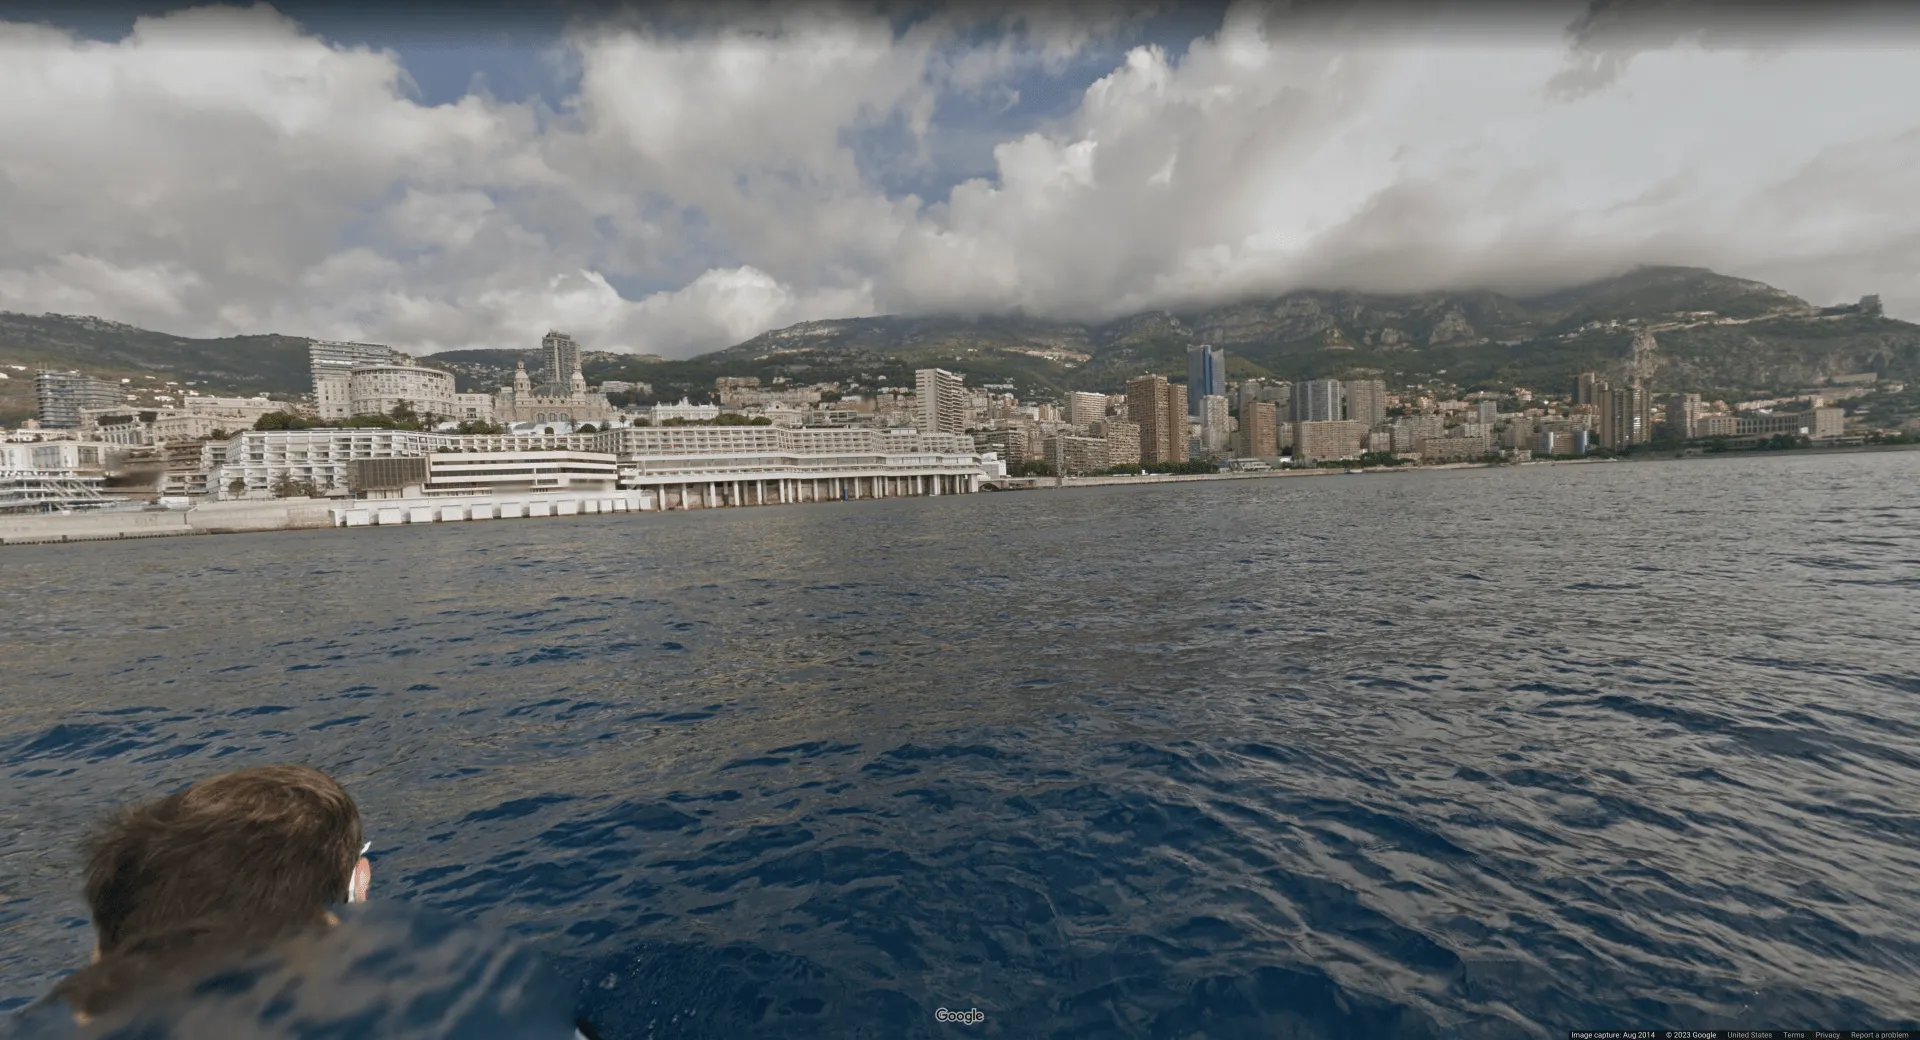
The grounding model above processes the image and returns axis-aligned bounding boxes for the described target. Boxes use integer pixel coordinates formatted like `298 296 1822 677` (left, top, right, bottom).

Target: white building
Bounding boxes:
455 393 496 423
0 441 113 512
310 340 395 420
181 396 284 422
598 425 987 508
216 429 451 497
346 363 458 420
647 398 721 423
427 451 617 497
214 425 993 506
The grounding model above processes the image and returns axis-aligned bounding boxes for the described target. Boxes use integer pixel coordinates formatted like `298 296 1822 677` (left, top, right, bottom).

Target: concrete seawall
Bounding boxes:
0 491 650 547
0 509 194 545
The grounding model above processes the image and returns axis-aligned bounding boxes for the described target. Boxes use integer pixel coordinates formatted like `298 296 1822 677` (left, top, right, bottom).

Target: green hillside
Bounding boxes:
4 266 1915 422
593 266 1916 401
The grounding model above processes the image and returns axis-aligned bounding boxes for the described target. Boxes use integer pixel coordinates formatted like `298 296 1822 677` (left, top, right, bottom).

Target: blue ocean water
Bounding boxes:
3 454 1919 1038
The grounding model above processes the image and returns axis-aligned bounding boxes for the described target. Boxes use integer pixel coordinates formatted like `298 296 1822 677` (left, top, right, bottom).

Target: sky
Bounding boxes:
0 0 1917 359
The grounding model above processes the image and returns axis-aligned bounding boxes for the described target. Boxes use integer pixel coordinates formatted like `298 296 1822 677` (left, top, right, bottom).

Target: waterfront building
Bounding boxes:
1292 380 1343 423
593 425 988 507
1736 407 1845 440
1536 429 1579 456
217 429 453 496
1292 420 1367 463
1089 419 1141 468
1500 417 1537 449
1199 394 1231 454
347 361 459 420
1344 380 1387 428
1125 375 1190 465
1063 391 1107 428
1597 384 1652 448
1043 434 1108 476
218 426 993 506
1391 414 1445 453
348 451 619 499
1365 430 1393 454
1694 414 1738 438
916 368 969 435
1 441 112 472
36 372 122 428
1237 401 1278 458
1186 345 1225 417
973 427 1030 463
1417 435 1493 462
1667 393 1702 438
0 441 114 512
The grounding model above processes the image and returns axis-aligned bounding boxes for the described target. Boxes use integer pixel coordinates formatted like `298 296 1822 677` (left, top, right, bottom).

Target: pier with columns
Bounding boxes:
634 469 980 510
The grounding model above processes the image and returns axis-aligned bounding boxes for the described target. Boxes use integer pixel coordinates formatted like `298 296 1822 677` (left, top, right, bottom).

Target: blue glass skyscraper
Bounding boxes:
1186 343 1224 417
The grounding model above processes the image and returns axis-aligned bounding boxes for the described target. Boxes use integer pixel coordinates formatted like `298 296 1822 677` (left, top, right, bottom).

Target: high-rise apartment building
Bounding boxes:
973 427 1029 462
1667 393 1702 439
1063 391 1108 428
1164 383 1189 462
1125 375 1189 464
1186 344 1225 417
1238 401 1278 458
1575 372 1602 408
35 372 122 428
1292 379 1344 423
1475 399 1498 424
916 368 969 435
1292 420 1368 463
542 331 582 388
1344 379 1387 428
1044 434 1108 476
1597 385 1652 448
1391 414 1446 453
1198 394 1231 454
1089 418 1141 468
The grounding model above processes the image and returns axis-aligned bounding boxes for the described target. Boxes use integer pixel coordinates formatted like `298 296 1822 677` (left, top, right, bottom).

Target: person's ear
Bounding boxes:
348 856 371 903
90 944 100 965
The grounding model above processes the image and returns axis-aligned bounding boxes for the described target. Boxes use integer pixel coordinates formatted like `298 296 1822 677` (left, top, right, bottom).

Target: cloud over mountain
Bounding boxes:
0 0 1916 357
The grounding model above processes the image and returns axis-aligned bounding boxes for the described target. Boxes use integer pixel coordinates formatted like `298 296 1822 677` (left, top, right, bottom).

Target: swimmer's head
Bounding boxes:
59 764 368 1014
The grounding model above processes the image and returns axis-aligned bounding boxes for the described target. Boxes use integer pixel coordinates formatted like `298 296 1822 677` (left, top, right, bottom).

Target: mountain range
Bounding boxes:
2 266 1914 423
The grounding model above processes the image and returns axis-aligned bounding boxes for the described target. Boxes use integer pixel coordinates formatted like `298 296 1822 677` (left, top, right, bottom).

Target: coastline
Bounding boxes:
6 441 1913 548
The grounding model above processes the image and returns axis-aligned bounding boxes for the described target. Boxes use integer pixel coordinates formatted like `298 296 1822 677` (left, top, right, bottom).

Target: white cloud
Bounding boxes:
0 0 1916 363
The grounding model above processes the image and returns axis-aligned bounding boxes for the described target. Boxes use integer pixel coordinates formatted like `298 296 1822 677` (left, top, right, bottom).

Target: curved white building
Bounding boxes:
347 363 457 420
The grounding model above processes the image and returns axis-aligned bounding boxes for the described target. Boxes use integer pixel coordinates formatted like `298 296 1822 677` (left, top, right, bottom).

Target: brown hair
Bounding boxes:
53 764 363 1015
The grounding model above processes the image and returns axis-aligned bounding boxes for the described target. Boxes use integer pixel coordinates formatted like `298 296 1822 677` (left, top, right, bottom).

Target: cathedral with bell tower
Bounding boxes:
492 330 617 423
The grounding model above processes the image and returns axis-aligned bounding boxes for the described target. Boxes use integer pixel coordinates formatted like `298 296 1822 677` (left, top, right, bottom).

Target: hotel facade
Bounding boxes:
214 425 994 507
